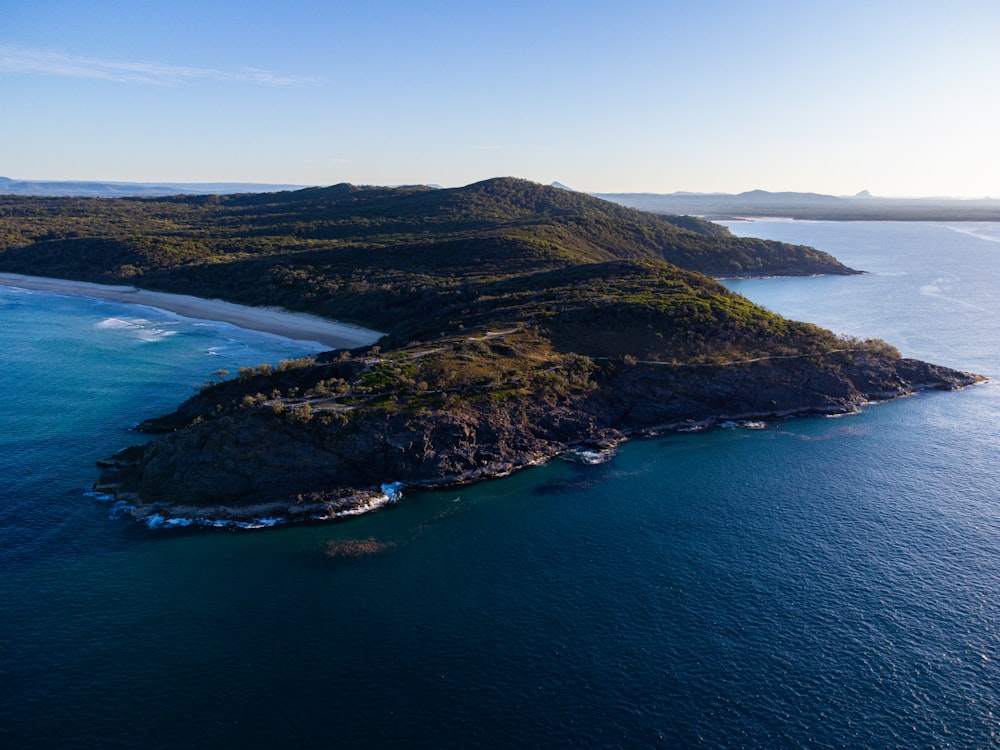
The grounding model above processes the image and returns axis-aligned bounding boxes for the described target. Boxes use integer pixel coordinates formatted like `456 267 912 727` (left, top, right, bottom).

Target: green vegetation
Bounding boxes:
0 175 886 416
0 177 854 341
5 177 931 516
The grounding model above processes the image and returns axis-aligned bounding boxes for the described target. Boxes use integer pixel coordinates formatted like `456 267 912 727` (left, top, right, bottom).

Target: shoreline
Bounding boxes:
95 374 987 530
0 273 384 349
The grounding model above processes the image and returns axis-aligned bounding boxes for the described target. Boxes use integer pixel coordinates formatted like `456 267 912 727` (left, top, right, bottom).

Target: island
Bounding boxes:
0 178 982 526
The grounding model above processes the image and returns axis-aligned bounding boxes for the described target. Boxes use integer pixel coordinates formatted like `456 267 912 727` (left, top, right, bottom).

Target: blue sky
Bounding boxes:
2 0 998 196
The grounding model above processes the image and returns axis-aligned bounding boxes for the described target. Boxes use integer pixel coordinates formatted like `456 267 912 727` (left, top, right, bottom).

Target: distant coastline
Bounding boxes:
592 190 1000 222
0 176 307 198
4 177 998 222
0 273 383 350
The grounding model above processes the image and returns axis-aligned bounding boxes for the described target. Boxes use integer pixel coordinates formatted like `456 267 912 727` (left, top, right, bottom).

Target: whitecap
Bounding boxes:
104 488 398 529
135 328 178 342
311 492 397 522
717 420 768 430
142 513 284 530
562 447 617 465
95 316 179 342
107 500 132 519
381 482 405 502
232 517 284 529
161 516 198 529
96 316 146 330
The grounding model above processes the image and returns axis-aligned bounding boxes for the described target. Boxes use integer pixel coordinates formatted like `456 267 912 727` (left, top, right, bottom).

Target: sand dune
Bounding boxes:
0 273 383 349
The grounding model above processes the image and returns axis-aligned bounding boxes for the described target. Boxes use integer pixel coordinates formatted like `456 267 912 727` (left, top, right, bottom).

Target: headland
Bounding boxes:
0 178 983 526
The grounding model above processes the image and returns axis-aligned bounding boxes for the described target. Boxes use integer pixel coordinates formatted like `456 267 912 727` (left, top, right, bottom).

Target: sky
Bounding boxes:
2 0 998 196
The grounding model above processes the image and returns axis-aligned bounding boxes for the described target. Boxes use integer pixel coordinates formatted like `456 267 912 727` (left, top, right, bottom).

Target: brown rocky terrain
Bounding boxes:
95 338 981 525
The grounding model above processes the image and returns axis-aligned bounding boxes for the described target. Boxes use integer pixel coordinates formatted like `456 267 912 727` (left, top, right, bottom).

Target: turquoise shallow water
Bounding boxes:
1 222 998 748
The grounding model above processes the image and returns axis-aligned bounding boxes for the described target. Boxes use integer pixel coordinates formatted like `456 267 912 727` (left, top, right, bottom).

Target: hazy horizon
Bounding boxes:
3 174 998 201
3 1 998 198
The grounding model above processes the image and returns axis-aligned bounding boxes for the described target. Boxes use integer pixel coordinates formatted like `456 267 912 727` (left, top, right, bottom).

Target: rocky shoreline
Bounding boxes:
95 352 984 528
3 179 985 529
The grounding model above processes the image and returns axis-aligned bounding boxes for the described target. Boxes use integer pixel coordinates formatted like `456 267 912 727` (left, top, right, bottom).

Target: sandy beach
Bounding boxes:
0 273 384 349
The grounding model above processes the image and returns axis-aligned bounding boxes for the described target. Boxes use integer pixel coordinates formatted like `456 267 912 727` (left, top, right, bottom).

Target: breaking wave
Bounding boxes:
95 316 178 341
101 482 406 530
562 447 617 465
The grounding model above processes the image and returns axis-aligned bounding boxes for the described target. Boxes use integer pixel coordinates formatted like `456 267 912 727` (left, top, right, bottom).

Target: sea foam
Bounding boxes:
381 482 405 502
562 447 617 465
96 316 178 341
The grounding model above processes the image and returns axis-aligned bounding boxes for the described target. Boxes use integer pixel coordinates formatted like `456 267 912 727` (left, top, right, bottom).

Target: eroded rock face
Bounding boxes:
97 352 981 522
587 354 980 431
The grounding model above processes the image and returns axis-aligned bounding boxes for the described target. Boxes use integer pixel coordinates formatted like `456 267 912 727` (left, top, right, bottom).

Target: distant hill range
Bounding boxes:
4 176 997 220
0 176 306 198
590 188 1000 221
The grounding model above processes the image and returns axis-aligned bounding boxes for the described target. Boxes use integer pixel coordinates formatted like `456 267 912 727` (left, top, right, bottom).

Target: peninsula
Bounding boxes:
0 178 981 525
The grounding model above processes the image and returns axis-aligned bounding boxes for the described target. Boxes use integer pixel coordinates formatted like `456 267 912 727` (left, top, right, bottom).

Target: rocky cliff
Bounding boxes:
96 342 981 525
3 177 972 525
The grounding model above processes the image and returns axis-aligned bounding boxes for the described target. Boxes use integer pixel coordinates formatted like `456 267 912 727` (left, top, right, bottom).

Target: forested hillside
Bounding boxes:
0 177 853 340
5 177 971 525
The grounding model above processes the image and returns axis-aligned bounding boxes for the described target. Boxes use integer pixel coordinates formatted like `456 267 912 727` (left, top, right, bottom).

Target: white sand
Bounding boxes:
0 273 384 349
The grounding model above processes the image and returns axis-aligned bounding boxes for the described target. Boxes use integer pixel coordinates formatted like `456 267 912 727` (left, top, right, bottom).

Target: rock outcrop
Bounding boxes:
96 349 982 524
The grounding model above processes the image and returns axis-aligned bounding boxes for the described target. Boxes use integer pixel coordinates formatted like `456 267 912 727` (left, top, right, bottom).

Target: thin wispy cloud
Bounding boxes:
0 44 319 87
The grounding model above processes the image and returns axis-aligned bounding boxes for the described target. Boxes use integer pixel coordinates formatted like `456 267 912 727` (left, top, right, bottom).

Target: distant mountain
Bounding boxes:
0 176 306 198
593 188 1000 221
7 177 997 220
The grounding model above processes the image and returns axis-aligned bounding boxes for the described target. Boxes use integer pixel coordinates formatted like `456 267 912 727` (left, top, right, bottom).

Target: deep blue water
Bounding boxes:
1 222 998 748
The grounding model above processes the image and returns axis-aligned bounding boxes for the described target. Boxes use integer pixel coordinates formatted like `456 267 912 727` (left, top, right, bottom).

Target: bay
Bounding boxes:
1 222 998 748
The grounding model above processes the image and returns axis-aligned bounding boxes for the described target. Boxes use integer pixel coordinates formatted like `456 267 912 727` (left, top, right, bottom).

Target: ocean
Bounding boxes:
1 221 997 748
